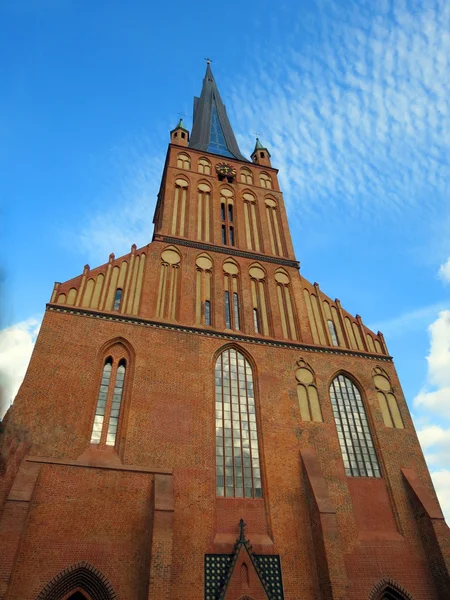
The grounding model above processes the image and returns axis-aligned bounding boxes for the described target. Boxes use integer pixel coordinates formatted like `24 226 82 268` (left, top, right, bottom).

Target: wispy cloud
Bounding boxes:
70 135 165 264
438 258 450 283
230 0 450 232
367 302 448 339
0 317 41 418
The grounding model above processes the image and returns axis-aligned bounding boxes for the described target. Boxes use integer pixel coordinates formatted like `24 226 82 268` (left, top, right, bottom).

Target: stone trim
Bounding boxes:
157 235 300 268
46 304 392 362
25 455 172 475
36 561 117 600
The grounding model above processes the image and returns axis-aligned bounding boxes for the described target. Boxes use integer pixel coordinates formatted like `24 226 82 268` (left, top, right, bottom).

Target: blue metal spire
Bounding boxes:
188 63 248 162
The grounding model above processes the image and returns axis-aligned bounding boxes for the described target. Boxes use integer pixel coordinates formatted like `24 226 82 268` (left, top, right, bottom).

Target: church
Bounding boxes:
0 63 448 600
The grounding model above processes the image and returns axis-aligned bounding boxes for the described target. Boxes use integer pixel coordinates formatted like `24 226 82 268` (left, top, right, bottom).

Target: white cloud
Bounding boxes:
0 318 41 418
417 424 450 469
430 470 450 525
230 0 450 228
438 258 450 283
414 310 450 419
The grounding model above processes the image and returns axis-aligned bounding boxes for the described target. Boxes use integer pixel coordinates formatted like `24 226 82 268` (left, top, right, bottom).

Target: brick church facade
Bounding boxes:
0 63 449 599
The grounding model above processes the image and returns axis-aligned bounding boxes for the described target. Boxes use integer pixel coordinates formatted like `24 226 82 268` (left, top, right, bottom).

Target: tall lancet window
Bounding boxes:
195 254 213 326
171 178 189 237
215 348 262 498
91 355 127 447
330 375 381 477
243 192 261 252
197 183 211 242
249 264 270 336
265 198 284 256
220 188 235 246
223 259 241 330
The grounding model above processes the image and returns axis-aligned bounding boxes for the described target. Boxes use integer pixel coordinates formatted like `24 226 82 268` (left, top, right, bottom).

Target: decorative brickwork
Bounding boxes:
368 578 415 600
36 562 116 600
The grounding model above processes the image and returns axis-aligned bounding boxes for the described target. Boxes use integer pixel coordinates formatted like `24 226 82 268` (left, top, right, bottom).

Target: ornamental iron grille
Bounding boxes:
204 520 284 600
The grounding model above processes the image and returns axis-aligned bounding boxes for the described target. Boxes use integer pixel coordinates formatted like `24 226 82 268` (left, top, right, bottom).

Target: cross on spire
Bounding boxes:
238 518 247 543
204 57 213 65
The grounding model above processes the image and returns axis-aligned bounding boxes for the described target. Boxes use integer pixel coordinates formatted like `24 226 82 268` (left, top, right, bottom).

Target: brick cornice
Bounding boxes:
46 304 392 362
154 235 300 268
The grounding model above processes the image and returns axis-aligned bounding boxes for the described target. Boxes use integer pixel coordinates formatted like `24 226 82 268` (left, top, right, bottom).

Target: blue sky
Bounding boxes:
1 0 449 519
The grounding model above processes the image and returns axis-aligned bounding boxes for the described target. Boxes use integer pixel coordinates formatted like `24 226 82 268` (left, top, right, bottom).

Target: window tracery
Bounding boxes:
223 260 241 330
195 254 213 326
215 348 262 498
296 359 322 422
373 367 404 428
177 152 190 169
330 374 380 477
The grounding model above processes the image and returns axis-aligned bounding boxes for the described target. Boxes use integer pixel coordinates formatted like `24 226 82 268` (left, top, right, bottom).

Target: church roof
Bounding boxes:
188 63 248 162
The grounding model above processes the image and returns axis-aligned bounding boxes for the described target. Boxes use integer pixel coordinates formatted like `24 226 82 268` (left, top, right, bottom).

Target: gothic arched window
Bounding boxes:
249 264 270 336
243 192 261 252
113 288 122 311
91 357 127 447
195 254 213 326
330 374 381 477
215 348 262 498
197 183 211 242
240 168 253 185
259 172 272 189
265 198 284 256
177 152 191 169
220 188 235 246
198 157 211 175
223 259 241 330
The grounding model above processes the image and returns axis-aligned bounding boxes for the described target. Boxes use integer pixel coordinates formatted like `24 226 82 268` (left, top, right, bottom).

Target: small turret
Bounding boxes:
251 137 271 167
170 118 189 146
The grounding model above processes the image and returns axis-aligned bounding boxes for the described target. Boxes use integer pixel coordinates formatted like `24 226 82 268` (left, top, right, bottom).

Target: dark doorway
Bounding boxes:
67 593 88 600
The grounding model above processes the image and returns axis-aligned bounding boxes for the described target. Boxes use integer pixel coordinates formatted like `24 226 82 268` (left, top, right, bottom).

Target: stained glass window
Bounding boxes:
215 349 262 498
330 375 380 477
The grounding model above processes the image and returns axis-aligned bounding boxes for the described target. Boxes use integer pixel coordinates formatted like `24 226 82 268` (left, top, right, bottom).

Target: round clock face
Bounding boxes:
216 162 237 177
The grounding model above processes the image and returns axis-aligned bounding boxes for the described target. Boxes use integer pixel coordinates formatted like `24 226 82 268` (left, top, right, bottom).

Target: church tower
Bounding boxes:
0 63 448 600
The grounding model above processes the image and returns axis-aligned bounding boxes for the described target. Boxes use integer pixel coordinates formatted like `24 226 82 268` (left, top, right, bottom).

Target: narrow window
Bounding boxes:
327 320 339 346
205 300 211 326
156 247 181 320
233 292 240 330
215 348 262 498
253 309 259 333
330 375 381 477
225 291 231 328
249 265 270 336
90 356 127 448
220 189 235 246
195 254 213 326
90 359 112 443
113 288 122 311
223 262 241 332
106 360 126 446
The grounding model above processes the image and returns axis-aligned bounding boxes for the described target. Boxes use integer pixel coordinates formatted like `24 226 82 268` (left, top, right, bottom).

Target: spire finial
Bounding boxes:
238 518 247 543
204 57 212 65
